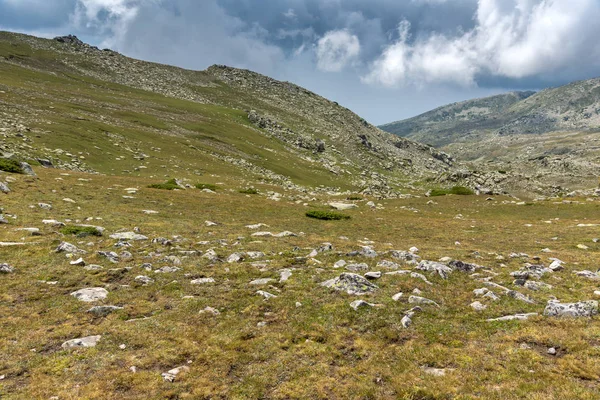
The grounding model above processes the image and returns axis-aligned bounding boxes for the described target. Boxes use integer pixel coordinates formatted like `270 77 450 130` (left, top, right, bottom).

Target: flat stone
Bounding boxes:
56 242 86 254
408 295 440 307
256 290 277 299
329 202 358 210
487 313 538 322
135 275 154 284
350 300 377 310
70 288 108 302
250 278 274 285
109 232 148 241
416 260 453 279
87 305 123 317
191 277 215 284
62 335 101 349
364 271 382 280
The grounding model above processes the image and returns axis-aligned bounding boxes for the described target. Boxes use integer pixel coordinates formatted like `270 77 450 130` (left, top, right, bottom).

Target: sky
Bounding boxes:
2 0 600 125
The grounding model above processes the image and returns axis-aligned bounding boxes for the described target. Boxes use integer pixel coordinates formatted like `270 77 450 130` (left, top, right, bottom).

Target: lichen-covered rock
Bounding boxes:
321 273 378 295
0 263 14 273
416 260 453 279
56 242 87 254
543 300 598 317
109 232 148 241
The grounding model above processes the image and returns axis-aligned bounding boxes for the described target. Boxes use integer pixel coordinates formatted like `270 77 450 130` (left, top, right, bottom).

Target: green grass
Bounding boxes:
305 210 351 220
148 179 180 190
60 225 102 237
0 159 23 174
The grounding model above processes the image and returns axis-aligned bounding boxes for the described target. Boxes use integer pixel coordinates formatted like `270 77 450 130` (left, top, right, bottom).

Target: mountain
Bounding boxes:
381 77 600 147
380 79 600 194
379 91 536 146
0 31 457 199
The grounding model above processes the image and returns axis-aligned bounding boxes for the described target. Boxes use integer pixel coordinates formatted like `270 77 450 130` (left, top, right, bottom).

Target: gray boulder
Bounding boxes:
416 260 453 279
321 273 378 295
543 300 598 317
0 182 9 194
20 162 35 176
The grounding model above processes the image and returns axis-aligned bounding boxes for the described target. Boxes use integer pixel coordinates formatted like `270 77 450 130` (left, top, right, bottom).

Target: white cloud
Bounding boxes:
365 0 600 86
316 29 360 72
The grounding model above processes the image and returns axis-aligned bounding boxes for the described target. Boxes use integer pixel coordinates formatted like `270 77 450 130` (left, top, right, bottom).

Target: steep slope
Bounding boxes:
0 31 455 198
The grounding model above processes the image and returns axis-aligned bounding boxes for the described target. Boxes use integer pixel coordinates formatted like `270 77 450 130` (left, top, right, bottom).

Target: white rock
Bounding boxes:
61 335 101 348
191 278 215 284
109 232 148 241
70 288 108 302
329 202 358 210
392 292 403 301
470 301 487 311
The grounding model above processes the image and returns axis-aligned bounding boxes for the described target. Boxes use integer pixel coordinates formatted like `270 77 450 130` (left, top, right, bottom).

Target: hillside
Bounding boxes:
0 31 457 199
2 31 600 399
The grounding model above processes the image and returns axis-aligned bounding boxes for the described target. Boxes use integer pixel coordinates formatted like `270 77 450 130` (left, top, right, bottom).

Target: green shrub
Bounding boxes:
148 179 179 190
430 186 474 196
60 225 102 237
346 195 363 200
239 188 259 194
195 183 218 191
306 210 350 221
0 158 23 174
449 186 475 195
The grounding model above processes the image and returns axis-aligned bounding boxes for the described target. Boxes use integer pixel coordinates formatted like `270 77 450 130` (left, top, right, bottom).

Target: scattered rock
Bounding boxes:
61 335 101 349
408 295 440 307
350 300 377 310
109 232 148 241
70 288 108 302
191 277 215 284
134 275 154 285
329 202 358 210
0 263 14 273
249 278 274 285
256 290 277 299
487 313 538 322
162 366 190 382
87 305 123 317
321 273 378 295
543 300 598 317
56 242 86 254
416 260 453 279
470 301 487 311
364 271 381 280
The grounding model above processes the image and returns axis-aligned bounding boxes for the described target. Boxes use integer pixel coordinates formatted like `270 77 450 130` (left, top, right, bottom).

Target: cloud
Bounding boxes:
316 29 360 72
365 0 600 87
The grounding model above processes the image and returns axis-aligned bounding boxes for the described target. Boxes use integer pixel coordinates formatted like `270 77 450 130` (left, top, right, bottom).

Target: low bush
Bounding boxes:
0 159 23 174
306 210 350 221
448 186 475 195
239 188 259 194
60 225 102 237
196 183 218 191
346 195 363 200
148 179 179 190
430 186 474 196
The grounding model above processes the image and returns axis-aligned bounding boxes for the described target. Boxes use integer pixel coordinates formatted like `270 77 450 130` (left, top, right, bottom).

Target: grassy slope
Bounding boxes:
1 32 600 399
1 168 600 399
